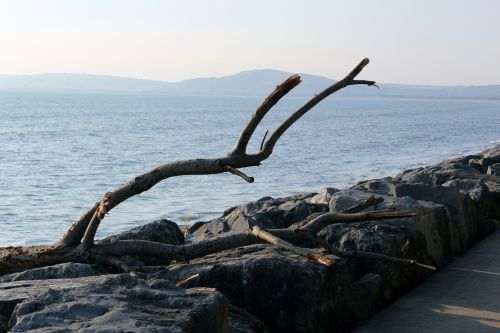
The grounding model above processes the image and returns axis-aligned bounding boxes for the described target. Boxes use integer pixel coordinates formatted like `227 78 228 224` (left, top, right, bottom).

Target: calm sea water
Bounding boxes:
1 92 499 246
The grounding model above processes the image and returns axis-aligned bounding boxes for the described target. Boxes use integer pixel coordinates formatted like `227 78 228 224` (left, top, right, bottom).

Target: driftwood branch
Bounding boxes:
0 58 435 279
301 209 418 234
57 58 376 248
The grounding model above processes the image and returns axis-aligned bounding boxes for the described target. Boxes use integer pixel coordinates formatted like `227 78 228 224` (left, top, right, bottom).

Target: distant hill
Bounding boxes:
1 70 499 100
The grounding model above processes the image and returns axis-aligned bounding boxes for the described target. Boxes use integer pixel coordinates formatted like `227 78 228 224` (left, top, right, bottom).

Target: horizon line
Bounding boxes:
1 70 499 88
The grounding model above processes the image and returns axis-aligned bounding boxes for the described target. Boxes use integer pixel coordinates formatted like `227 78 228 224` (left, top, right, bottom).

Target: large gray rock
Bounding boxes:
318 189 449 321
101 218 184 245
150 245 352 333
357 152 500 251
187 193 327 239
2 274 228 333
309 187 339 205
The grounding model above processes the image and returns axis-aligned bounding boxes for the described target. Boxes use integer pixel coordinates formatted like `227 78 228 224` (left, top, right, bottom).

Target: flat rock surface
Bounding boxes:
2 274 228 333
355 229 500 332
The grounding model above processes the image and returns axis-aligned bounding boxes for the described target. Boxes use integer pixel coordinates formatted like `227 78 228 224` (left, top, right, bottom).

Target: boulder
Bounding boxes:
318 189 449 320
187 193 327 240
99 219 184 266
309 187 339 205
2 274 228 333
149 245 353 333
100 218 184 245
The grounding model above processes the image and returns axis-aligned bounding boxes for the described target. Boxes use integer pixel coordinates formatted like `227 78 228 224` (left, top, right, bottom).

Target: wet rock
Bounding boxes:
0 263 101 283
4 274 228 333
150 245 352 333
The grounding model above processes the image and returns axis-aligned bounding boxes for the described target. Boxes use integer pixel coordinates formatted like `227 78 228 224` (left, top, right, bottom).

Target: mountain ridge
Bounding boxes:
1 70 499 99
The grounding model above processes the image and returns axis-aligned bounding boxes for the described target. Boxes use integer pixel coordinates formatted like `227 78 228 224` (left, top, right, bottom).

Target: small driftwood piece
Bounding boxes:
251 226 333 266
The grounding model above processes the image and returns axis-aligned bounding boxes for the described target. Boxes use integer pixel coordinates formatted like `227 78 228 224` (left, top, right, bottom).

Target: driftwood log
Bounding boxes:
0 58 435 276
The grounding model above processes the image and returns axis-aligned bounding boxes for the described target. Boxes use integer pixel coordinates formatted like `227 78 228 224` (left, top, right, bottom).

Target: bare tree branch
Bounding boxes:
2 59 441 281
57 58 377 247
255 58 373 159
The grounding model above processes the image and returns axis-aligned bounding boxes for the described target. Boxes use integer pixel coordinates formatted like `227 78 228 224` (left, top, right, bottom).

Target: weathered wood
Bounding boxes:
251 226 333 266
0 58 432 276
58 58 375 248
301 209 418 234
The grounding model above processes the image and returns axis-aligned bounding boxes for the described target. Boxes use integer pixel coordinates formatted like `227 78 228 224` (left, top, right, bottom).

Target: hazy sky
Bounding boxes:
1 0 499 85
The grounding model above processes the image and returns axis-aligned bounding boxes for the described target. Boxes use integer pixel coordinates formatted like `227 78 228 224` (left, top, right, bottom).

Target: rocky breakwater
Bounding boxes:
1 146 499 332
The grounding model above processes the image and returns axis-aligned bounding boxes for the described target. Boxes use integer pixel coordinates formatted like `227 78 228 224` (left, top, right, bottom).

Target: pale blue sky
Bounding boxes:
1 0 499 85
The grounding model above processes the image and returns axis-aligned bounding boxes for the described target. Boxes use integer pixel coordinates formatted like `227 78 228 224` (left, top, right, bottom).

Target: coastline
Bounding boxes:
0 145 499 332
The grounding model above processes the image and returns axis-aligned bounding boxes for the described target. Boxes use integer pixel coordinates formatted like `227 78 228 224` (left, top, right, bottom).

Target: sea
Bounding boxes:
1 92 499 246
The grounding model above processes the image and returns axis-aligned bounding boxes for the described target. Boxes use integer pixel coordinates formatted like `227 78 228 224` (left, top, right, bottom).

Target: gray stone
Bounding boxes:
99 219 184 266
187 193 326 239
100 218 183 245
150 245 352 333
309 187 339 205
3 274 228 333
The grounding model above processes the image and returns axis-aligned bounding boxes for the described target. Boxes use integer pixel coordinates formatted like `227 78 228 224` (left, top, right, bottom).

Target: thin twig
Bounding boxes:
259 130 269 152
224 165 254 183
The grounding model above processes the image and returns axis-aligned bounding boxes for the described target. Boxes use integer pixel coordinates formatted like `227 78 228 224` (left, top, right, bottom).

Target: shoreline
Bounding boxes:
0 145 498 332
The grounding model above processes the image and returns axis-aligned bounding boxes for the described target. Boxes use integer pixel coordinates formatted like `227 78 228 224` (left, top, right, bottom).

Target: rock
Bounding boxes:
100 218 184 245
349 273 384 321
357 172 499 252
149 245 353 333
0 263 101 283
309 187 339 205
99 219 184 266
319 189 449 320
3 274 228 333
187 193 327 239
